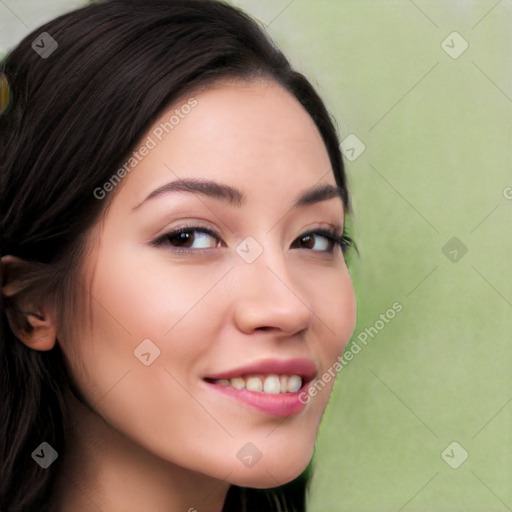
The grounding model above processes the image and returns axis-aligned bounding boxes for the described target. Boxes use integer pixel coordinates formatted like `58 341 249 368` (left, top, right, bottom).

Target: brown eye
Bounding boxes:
168 230 196 248
298 234 315 249
292 228 352 254
153 226 223 252
293 232 334 252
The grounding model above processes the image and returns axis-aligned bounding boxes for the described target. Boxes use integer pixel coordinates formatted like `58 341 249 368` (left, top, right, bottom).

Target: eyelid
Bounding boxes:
150 219 220 240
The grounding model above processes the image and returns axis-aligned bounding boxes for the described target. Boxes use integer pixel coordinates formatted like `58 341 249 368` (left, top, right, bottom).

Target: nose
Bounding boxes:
232 245 315 336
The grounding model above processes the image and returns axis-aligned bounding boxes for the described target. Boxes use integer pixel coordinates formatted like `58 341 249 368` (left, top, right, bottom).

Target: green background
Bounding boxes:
1 0 511 510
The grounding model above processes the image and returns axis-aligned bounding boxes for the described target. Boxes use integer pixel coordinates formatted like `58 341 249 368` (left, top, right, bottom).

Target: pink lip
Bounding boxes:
203 358 317 417
205 382 311 417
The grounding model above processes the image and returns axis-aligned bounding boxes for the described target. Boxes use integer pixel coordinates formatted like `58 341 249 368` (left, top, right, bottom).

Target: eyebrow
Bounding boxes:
131 177 345 211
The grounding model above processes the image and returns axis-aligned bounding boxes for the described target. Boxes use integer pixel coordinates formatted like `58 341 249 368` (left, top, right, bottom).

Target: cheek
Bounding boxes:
91 240 227 335
291 265 356 418
65 239 223 401
62 252 239 467
313 265 357 359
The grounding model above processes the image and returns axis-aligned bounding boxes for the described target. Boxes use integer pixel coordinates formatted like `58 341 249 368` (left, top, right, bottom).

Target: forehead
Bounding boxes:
113 79 338 213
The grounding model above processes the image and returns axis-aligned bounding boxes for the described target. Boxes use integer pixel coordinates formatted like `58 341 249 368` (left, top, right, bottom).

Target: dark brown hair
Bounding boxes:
0 0 351 509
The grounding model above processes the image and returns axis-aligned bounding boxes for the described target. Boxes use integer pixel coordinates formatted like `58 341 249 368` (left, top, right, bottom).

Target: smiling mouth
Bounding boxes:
204 373 305 395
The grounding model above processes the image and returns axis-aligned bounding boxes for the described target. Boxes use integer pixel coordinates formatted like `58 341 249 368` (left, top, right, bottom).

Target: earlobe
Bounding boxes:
1 255 58 351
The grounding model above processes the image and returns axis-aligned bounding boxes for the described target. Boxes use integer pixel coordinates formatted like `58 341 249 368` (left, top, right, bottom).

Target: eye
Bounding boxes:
292 228 352 254
152 226 223 253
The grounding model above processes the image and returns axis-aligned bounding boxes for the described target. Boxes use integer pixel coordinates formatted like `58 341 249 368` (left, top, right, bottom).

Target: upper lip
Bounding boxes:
203 358 318 383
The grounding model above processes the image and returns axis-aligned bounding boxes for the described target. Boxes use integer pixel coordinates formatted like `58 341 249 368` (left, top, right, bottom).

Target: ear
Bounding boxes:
1 255 57 351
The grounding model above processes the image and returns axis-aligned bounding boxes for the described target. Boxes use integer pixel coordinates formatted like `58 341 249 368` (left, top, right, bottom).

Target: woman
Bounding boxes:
0 0 357 510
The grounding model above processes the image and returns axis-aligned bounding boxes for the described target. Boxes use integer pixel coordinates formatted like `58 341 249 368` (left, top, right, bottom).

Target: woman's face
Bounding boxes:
62 79 356 488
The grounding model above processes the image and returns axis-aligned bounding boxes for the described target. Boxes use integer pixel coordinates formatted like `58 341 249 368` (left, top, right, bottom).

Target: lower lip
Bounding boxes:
204 381 310 417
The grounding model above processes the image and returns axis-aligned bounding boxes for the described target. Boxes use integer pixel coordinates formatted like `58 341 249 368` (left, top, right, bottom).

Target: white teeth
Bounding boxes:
287 375 302 393
231 377 245 390
213 374 303 394
280 375 288 393
245 377 263 392
263 374 281 394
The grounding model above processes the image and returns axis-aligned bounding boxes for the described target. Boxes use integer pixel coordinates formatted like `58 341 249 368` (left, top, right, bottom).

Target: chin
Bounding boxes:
226 442 314 489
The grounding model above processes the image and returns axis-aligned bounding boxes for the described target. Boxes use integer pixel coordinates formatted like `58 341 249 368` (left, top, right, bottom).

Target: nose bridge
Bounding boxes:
235 232 293 293
232 233 314 332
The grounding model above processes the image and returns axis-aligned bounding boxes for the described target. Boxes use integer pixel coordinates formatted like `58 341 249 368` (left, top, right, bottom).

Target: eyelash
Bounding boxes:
151 224 353 255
